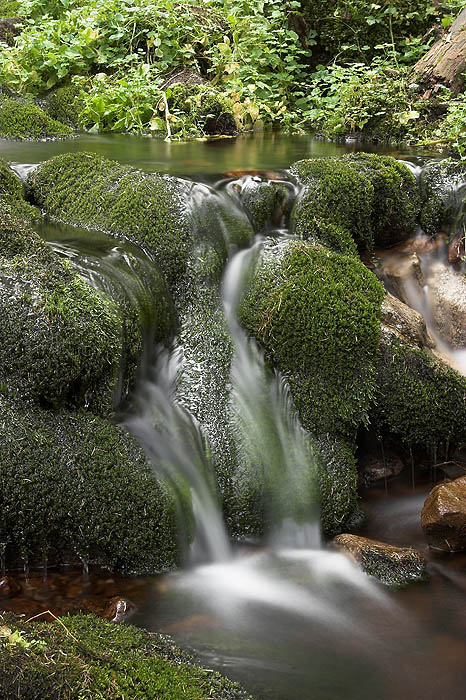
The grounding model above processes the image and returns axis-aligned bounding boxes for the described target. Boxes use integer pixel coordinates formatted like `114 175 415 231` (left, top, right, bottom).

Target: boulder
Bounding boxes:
0 96 71 140
0 396 179 574
421 475 466 551
424 261 466 348
381 292 434 350
358 448 404 486
334 533 427 586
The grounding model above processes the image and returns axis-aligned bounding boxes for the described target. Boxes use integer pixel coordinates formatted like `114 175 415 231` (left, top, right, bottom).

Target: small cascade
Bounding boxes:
123 347 231 565
223 241 320 547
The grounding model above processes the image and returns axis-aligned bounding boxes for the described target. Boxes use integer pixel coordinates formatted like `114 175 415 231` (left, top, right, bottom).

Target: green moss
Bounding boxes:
239 239 384 439
0 397 179 573
0 156 41 223
169 83 236 136
291 155 420 252
0 218 125 413
316 435 359 535
291 157 375 252
373 331 466 450
240 178 289 233
0 613 253 700
419 158 466 237
342 153 420 248
45 83 83 128
0 95 72 139
28 152 193 291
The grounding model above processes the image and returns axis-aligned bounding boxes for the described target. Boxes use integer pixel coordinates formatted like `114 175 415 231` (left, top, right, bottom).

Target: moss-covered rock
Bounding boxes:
45 83 83 129
237 176 290 233
0 157 40 223
169 83 236 136
342 153 420 247
0 95 71 139
419 158 466 237
0 612 254 699
291 155 420 252
238 239 384 439
237 239 384 533
0 397 179 573
0 216 124 412
28 152 193 292
374 329 466 451
334 534 427 587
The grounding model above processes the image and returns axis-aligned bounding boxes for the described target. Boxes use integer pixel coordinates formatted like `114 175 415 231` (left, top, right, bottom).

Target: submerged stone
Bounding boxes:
0 612 254 700
422 475 466 552
334 533 427 586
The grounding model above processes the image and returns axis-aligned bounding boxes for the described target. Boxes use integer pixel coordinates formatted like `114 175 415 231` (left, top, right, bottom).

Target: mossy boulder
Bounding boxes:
0 613 254 699
0 217 125 413
0 397 179 573
0 95 71 139
237 239 384 532
291 155 420 252
291 157 374 252
334 534 427 587
0 16 21 45
419 158 466 237
45 83 83 129
0 157 40 222
28 152 193 292
342 153 420 248
374 329 466 451
236 176 291 233
169 83 236 136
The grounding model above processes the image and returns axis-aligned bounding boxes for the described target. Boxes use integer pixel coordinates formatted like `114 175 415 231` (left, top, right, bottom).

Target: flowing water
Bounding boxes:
2 134 466 700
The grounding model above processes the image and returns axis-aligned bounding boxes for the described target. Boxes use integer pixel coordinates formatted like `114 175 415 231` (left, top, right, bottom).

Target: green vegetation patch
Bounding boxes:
0 398 179 573
28 152 192 291
0 613 253 699
374 331 466 450
168 83 236 136
0 95 71 139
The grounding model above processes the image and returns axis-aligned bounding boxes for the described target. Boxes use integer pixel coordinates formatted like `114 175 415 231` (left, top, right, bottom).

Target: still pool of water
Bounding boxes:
0 130 438 177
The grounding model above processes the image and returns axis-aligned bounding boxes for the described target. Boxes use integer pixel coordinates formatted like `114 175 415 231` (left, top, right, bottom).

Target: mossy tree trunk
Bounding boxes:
412 8 466 96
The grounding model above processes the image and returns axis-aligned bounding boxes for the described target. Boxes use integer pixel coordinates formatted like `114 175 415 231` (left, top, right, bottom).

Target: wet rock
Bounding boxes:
358 448 404 486
425 261 466 348
0 576 21 599
421 475 466 552
237 176 290 232
381 292 434 349
448 231 465 264
378 250 425 305
334 534 427 586
102 596 136 623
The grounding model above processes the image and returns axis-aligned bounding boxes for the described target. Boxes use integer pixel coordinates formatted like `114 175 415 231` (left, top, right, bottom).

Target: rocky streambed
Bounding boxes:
1 135 466 699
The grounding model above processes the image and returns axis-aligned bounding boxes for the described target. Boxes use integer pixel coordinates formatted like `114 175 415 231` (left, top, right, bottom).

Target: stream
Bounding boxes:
1 134 466 700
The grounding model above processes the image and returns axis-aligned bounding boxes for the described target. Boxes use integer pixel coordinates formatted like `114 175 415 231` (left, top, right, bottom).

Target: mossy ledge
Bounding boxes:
290 154 420 252
238 239 385 533
0 156 40 223
0 95 71 140
0 396 179 574
27 152 193 292
0 613 254 700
